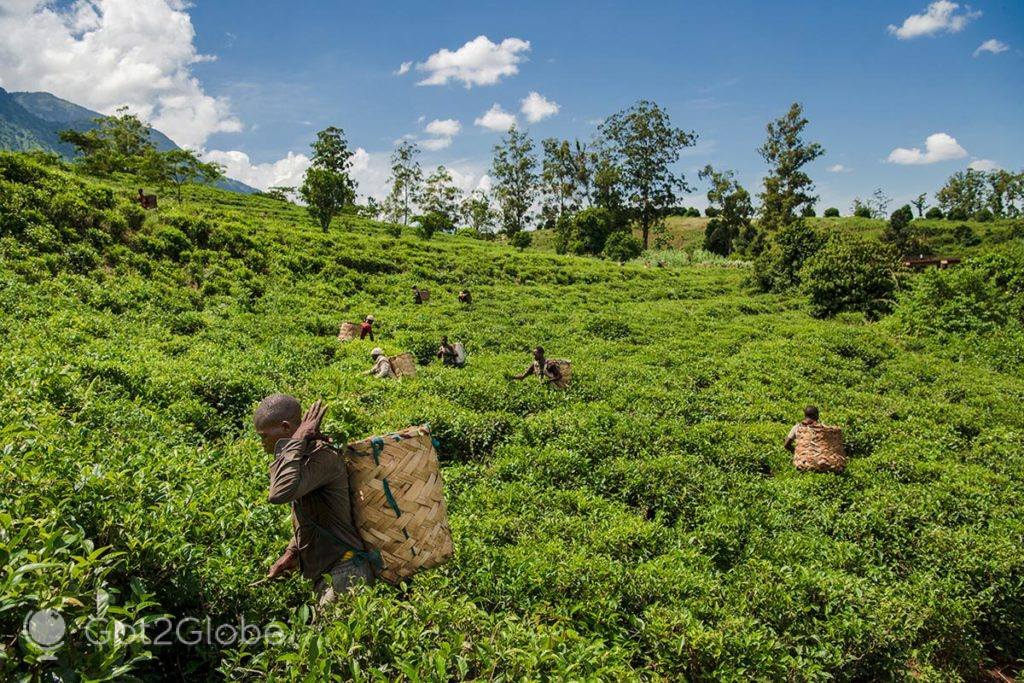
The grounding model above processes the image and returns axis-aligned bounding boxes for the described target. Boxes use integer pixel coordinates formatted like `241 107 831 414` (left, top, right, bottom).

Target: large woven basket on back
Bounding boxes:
548 359 571 389
793 423 847 473
337 321 359 342
389 352 417 378
345 425 453 584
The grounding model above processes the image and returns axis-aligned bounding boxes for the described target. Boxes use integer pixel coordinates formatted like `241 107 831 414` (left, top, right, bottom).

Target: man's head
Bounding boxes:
254 394 302 453
366 315 374 323
441 335 449 345
804 405 820 421
412 286 419 292
533 346 545 360
371 347 384 359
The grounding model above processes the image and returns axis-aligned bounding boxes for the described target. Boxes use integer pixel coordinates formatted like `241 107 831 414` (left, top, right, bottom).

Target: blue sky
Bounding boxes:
2 0 1022 211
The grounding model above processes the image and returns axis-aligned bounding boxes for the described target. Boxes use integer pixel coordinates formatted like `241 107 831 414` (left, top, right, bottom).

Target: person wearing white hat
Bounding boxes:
365 347 395 378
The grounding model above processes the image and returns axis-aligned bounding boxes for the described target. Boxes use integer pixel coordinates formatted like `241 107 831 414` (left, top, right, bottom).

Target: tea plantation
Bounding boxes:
1 152 1022 681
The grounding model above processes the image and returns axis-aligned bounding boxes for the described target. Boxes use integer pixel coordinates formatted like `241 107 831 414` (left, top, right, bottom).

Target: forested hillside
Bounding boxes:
2 152 1023 681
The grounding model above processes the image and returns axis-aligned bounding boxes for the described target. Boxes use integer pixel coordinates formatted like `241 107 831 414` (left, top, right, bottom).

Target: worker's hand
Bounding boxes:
293 400 328 442
267 548 298 579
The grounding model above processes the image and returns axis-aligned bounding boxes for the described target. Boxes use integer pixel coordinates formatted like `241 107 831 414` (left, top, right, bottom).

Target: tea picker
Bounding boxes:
437 336 466 367
784 405 847 473
365 348 395 378
511 346 571 389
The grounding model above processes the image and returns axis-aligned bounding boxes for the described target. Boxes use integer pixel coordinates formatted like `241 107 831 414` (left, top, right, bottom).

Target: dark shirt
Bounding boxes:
359 322 373 340
268 438 363 581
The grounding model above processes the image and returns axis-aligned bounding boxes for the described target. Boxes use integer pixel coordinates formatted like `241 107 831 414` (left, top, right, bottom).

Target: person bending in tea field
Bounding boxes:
412 286 424 305
255 395 374 604
458 289 472 304
437 336 457 366
365 348 395 378
511 346 562 384
784 405 820 452
360 315 375 341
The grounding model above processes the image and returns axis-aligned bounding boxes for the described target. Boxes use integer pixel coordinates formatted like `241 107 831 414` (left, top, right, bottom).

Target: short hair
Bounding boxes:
254 394 301 427
804 405 820 420
534 346 544 355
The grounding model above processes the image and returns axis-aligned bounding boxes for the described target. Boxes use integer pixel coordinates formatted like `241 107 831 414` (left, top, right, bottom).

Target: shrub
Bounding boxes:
925 207 944 220
602 232 642 262
704 207 720 218
555 207 620 256
509 231 533 250
703 219 732 256
952 224 980 247
883 204 915 253
824 207 840 217
946 207 968 221
854 205 872 219
751 221 824 292
973 208 993 223
455 227 481 239
801 205 816 218
685 207 701 218
415 211 450 239
802 236 899 319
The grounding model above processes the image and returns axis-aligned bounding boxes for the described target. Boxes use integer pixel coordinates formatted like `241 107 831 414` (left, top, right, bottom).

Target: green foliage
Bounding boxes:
58 106 157 176
853 203 873 219
490 126 537 236
802 235 900 319
926 206 944 220
414 211 450 239
824 207 840 217
974 208 994 222
300 127 357 232
699 165 754 256
756 103 824 241
601 231 642 262
508 230 533 250
752 220 824 292
554 207 622 256
2 152 1024 680
801 205 816 218
383 141 422 226
882 204 915 254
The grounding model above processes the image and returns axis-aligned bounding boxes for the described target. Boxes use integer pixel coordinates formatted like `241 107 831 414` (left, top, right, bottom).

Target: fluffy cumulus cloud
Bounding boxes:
827 164 852 173
421 137 452 151
202 149 310 191
887 1 980 39
424 118 461 137
395 61 412 75
0 0 242 148
520 91 559 123
974 38 1009 56
968 158 1000 171
474 104 517 132
886 132 968 165
415 36 530 88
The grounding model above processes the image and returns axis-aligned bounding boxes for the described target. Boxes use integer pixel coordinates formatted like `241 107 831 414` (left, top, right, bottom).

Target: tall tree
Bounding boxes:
59 106 157 175
699 165 754 256
490 125 538 236
936 169 987 218
418 165 462 229
384 141 422 225
539 138 580 229
598 100 696 249
911 193 928 218
299 127 357 231
756 103 824 245
460 190 495 233
157 148 224 203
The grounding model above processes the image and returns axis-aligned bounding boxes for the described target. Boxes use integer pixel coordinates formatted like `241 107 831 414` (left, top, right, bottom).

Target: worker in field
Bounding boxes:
412 286 423 305
255 395 374 604
437 336 457 366
137 188 146 207
458 289 472 305
784 405 820 452
511 346 562 384
365 347 395 378
359 315 375 341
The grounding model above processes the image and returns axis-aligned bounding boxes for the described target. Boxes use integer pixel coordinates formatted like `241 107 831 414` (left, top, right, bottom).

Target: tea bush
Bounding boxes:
1 152 1023 680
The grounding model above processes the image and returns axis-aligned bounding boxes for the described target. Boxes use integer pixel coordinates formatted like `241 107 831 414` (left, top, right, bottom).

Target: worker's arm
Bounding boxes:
783 425 798 452
512 363 535 381
369 329 374 341
267 401 339 504
267 538 299 578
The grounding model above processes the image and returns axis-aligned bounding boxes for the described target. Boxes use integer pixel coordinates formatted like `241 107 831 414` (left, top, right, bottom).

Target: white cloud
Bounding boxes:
0 0 242 148
887 1 980 39
395 61 412 75
415 35 530 88
974 38 1009 56
886 133 968 165
349 148 392 201
520 91 559 123
421 137 452 151
424 118 461 137
474 104 517 132
968 158 1000 171
203 149 310 191
827 164 852 173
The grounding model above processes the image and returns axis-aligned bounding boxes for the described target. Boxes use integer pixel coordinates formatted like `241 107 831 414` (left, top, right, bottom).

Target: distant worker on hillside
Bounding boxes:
437 336 457 366
365 348 395 378
412 286 424 305
784 405 820 452
254 395 374 604
360 315 375 341
458 289 472 305
511 346 562 385
137 188 146 206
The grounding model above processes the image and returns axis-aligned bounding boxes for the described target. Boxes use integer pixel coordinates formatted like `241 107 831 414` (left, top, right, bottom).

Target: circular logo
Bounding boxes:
24 608 66 649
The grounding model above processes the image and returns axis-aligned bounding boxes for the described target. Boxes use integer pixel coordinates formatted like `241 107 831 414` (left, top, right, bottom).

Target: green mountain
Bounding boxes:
0 87 256 193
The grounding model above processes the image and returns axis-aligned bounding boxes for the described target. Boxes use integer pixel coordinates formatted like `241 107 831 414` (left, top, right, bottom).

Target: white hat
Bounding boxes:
366 315 375 322
371 347 384 357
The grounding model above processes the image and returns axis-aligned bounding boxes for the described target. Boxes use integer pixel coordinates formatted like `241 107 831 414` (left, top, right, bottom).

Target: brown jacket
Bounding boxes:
268 438 364 581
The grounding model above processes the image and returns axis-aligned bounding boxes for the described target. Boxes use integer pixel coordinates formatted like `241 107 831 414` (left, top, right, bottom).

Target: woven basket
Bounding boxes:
793 424 846 473
418 289 430 302
337 321 359 342
345 425 453 584
389 352 417 378
548 359 571 389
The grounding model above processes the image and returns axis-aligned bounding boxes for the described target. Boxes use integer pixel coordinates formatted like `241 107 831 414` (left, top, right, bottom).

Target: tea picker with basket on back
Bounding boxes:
365 348 395 378
785 405 847 473
359 315 375 341
511 346 570 388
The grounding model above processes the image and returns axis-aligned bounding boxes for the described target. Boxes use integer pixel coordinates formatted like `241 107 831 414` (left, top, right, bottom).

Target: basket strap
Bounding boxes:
291 501 382 572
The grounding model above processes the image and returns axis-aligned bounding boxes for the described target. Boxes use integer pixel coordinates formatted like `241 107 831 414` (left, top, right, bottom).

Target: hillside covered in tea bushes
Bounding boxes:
1 152 1023 681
